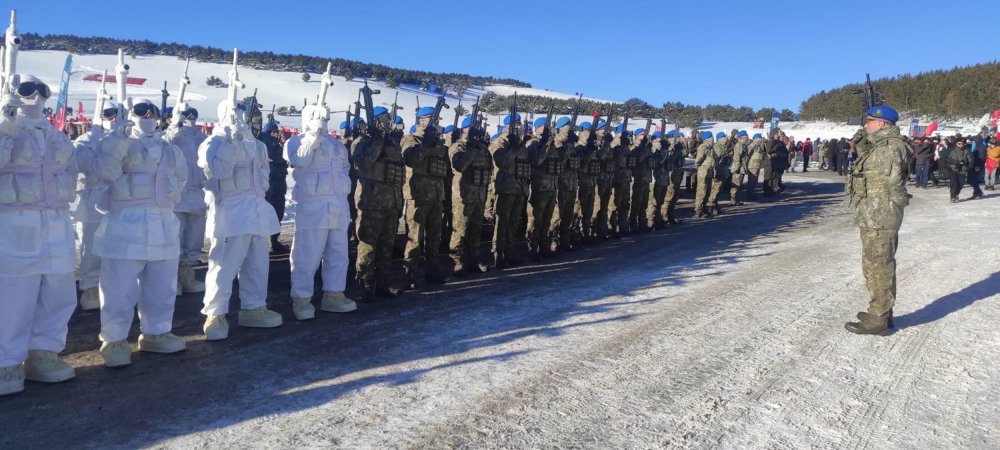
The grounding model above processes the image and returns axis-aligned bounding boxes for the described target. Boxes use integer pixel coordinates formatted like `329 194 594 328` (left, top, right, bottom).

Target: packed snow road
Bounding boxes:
3 173 998 449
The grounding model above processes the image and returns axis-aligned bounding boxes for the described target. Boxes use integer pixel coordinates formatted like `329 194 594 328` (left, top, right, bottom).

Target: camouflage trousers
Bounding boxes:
707 176 724 207
629 181 651 231
527 190 557 254
404 199 443 273
730 172 746 202
555 185 578 247
649 183 668 227
577 183 596 239
745 169 760 196
450 199 485 269
610 180 631 234
356 207 402 283
594 180 613 238
493 193 526 257
694 167 714 211
860 227 898 316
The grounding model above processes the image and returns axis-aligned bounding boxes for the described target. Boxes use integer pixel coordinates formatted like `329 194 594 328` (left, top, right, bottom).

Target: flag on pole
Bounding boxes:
53 53 73 131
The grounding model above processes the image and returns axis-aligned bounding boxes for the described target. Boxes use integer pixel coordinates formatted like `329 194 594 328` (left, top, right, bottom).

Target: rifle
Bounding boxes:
344 107 353 139
266 105 276 134
171 58 191 127
352 91 363 136
308 62 334 133
1 10 20 101
619 110 630 146
426 95 449 141
90 69 109 138
389 91 403 130
451 99 462 142
585 107 601 147
247 88 259 137
568 93 582 141
468 95 483 143
158 81 169 130
642 118 652 144
114 48 132 136
540 98 555 144
225 48 246 125
359 80 382 136
508 92 520 141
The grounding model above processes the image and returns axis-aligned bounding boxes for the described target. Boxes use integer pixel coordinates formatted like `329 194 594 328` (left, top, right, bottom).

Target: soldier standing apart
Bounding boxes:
284 101 357 321
628 128 653 233
93 99 188 365
554 117 580 251
526 117 561 258
490 114 529 267
167 106 207 295
199 97 283 341
693 131 716 217
400 106 450 288
609 124 633 236
352 106 405 299
0 76 80 394
844 105 910 335
449 117 492 275
729 130 749 206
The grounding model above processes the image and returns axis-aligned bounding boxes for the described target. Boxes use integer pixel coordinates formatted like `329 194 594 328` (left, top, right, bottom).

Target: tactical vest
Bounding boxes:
514 157 531 179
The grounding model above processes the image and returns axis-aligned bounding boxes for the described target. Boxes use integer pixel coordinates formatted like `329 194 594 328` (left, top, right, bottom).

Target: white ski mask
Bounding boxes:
301 104 329 135
101 101 119 131
14 74 49 120
136 118 158 134
129 99 160 135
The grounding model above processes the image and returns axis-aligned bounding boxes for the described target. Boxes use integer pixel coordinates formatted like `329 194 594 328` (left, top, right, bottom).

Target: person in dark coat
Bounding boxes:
260 123 289 252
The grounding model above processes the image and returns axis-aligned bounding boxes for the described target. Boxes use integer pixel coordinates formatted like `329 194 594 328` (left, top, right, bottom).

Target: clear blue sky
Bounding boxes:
6 0 997 111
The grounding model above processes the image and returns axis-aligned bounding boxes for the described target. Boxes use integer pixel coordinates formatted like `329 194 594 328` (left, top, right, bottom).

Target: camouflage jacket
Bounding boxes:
449 137 492 204
490 128 530 196
575 130 601 187
556 129 580 191
401 126 449 202
528 128 563 193
630 137 654 184
731 139 749 174
352 130 404 212
713 137 733 179
611 134 634 185
695 139 716 172
595 133 615 184
847 125 911 230
747 138 766 172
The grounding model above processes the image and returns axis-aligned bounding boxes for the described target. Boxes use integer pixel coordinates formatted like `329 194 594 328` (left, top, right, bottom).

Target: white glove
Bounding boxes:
0 94 22 137
100 135 130 161
172 102 189 126
298 132 321 158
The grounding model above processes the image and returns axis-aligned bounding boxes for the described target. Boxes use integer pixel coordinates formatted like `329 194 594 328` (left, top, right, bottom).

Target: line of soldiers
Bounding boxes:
334 108 791 299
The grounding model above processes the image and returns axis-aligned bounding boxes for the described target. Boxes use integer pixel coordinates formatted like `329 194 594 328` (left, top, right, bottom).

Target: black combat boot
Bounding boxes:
425 265 447 284
712 205 724 216
856 309 894 328
359 279 378 302
845 310 892 335
375 282 398 298
403 267 418 290
494 252 508 269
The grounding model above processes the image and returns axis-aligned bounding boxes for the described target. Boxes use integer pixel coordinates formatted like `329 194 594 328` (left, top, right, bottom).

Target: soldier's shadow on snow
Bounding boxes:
0 180 846 448
893 270 1000 330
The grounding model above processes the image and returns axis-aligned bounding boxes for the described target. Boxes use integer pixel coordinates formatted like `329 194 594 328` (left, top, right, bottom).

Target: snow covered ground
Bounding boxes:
2 171 998 449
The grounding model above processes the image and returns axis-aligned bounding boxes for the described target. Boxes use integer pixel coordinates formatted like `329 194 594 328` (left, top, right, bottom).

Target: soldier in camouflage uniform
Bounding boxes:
609 124 633 236
448 117 492 276
707 131 734 215
662 131 687 225
729 130 750 206
744 133 766 199
339 118 363 244
526 117 562 258
628 128 654 233
352 112 404 300
844 105 911 335
693 131 716 218
400 106 450 288
553 117 580 251
490 115 529 268
575 122 600 244
593 121 614 240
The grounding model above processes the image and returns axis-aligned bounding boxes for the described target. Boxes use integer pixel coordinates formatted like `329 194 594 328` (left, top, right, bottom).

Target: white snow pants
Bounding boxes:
176 212 206 266
201 235 269 316
0 273 76 366
76 221 101 290
99 258 179 343
290 227 348 298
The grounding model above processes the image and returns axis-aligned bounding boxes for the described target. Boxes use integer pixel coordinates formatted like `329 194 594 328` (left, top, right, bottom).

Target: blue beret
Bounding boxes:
394 116 403 125
533 117 548 128
666 130 676 138
615 124 624 134
409 125 417 133
443 125 455 133
596 121 607 131
416 106 435 118
737 130 748 137
700 131 713 140
866 105 898 123
580 121 592 130
752 133 762 139
338 121 347 129
373 106 388 117
652 131 663 138
461 116 472 129
555 117 571 128
679 132 685 137
633 128 645 137
498 125 505 133
349 118 365 127
503 114 522 125
491 133 500 140
715 131 726 140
